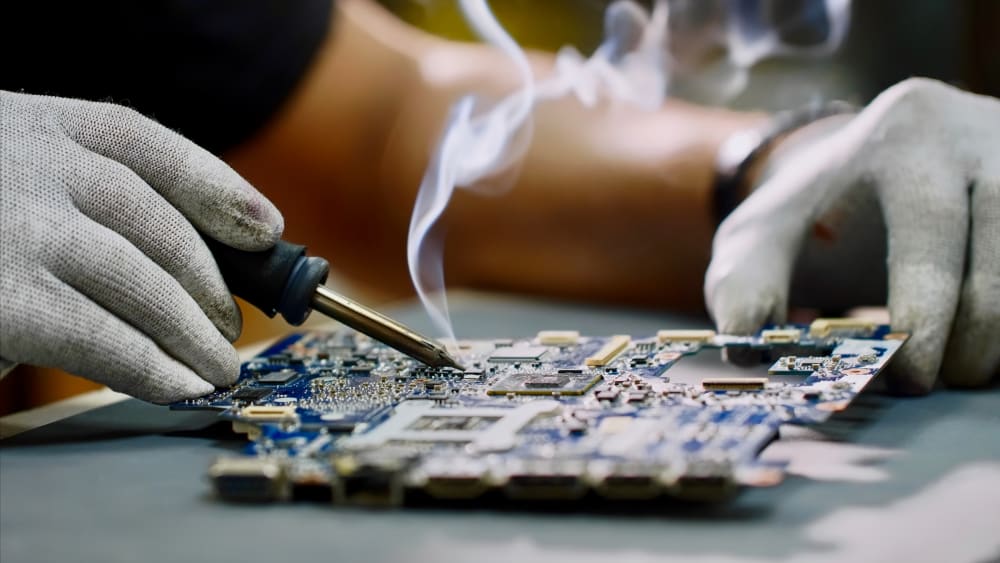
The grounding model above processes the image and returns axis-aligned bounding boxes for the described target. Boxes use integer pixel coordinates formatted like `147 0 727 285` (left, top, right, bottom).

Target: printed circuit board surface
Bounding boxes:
173 319 906 507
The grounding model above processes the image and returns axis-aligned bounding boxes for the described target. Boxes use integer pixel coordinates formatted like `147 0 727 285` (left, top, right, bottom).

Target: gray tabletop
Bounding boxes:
2 293 999 563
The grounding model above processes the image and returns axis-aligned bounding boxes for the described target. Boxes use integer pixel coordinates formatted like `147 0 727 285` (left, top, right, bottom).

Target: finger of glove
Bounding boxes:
705 138 856 335
940 178 1000 387
65 148 242 341
51 219 240 388
2 275 214 403
705 227 790 336
879 166 968 395
53 100 282 251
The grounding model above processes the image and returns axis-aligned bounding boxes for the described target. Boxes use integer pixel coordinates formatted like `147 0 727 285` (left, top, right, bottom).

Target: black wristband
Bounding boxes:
713 100 857 226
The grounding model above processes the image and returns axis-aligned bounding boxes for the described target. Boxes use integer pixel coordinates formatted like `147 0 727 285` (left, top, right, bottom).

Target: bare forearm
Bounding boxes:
431 97 761 308
227 0 765 308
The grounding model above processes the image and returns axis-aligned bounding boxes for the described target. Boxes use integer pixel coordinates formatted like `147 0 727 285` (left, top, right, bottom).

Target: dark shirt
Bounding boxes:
2 0 333 154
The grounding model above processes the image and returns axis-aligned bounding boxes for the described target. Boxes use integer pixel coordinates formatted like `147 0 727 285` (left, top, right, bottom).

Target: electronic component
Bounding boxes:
585 335 630 366
809 318 877 338
205 238 462 370
768 356 831 375
488 346 548 362
760 328 801 343
230 387 273 403
257 369 300 385
657 329 716 344
701 377 769 391
536 330 580 345
239 405 298 423
487 372 602 396
172 323 908 509
208 457 289 502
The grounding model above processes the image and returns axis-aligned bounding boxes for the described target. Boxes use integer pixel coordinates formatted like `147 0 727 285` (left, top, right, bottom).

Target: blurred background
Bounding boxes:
1 0 996 415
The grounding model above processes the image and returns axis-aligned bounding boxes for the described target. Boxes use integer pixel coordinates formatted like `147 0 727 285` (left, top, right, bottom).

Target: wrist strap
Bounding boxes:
713 100 856 226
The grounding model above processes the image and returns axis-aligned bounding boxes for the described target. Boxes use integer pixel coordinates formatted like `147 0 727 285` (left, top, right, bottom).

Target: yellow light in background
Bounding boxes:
377 0 637 54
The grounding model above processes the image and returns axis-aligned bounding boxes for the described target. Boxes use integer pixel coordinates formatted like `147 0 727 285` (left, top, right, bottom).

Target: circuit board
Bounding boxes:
173 319 906 507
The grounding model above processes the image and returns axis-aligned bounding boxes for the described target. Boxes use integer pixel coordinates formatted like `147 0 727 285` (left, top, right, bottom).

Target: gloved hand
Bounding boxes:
705 78 1000 395
0 91 284 403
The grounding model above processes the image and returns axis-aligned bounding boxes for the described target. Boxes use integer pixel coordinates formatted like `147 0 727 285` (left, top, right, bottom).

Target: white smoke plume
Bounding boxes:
407 0 851 340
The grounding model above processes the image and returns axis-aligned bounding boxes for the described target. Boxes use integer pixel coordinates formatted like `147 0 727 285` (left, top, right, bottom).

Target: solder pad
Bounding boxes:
173 320 906 507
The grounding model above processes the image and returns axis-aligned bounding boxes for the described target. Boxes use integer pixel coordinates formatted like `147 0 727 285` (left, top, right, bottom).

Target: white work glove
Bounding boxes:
0 91 284 403
705 78 1000 395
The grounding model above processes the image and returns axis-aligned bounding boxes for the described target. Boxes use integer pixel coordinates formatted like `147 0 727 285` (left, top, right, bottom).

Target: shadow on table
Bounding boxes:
0 399 239 450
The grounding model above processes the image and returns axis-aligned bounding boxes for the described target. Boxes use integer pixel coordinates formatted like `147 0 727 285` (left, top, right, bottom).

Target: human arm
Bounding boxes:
224 0 766 309
705 78 1000 394
0 91 284 403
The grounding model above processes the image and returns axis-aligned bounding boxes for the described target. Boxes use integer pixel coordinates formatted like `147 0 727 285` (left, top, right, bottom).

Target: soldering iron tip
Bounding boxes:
438 350 465 371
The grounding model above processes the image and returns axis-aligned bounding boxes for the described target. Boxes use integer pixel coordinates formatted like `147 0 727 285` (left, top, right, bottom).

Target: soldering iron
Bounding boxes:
203 237 463 370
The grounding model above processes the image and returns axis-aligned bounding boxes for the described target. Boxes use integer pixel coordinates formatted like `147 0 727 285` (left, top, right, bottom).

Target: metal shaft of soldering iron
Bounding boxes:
311 285 462 370
203 236 463 370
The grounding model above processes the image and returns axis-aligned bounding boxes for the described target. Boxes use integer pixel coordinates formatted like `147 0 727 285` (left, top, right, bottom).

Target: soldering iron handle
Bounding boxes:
202 237 330 326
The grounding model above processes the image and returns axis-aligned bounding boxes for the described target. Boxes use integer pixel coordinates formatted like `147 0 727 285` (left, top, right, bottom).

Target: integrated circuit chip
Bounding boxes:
257 369 300 385
524 375 569 388
488 346 548 362
230 387 273 403
487 372 602 396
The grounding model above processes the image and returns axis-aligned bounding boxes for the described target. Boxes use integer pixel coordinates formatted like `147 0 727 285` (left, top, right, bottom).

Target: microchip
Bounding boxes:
230 387 273 403
702 377 768 391
487 372 602 396
525 375 569 388
257 369 300 385
488 346 548 362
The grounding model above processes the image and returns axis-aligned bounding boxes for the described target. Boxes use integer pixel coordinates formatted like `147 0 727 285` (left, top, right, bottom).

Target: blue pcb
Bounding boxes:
173 319 906 506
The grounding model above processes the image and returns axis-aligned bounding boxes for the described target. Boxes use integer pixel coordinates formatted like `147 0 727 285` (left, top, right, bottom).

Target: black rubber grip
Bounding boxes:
203 237 330 326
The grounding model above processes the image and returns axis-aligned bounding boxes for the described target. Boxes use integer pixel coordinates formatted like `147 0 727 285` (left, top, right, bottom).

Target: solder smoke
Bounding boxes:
407 0 851 340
